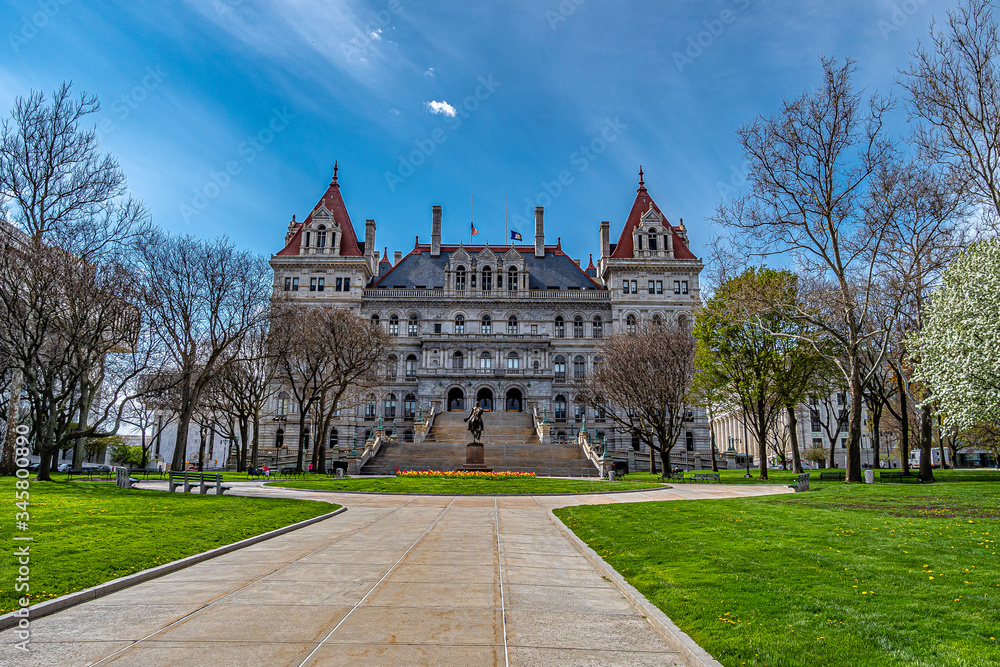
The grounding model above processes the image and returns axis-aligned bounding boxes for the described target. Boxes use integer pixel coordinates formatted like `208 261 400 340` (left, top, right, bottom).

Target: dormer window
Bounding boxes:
304 232 311 248
316 226 327 248
456 267 466 291
648 228 657 251
482 267 493 292
508 267 518 291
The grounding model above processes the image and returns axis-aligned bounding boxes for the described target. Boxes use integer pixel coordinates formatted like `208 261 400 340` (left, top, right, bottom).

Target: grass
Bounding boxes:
555 482 1000 667
0 478 336 614
623 468 1000 486
269 475 665 494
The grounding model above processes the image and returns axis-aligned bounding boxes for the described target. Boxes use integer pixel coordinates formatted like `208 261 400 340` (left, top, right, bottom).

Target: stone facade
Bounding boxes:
264 167 710 467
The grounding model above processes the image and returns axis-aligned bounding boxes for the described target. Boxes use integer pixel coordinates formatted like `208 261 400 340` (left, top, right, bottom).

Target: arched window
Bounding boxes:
573 316 584 338
481 315 492 334
626 314 637 334
482 266 493 291
554 355 566 379
508 267 518 291
648 228 657 251
455 266 467 291
329 428 338 448
480 351 492 369
276 391 288 416
405 354 418 378
573 355 586 379
532 360 539 369
652 314 663 327
678 313 691 330
386 355 397 379
316 226 327 248
389 315 399 336
507 351 520 369
453 351 465 369
370 314 380 328
555 316 565 338
554 395 567 420
365 394 377 418
404 394 416 419
507 316 518 335
408 314 418 337
455 315 466 334
384 393 397 418
593 316 603 338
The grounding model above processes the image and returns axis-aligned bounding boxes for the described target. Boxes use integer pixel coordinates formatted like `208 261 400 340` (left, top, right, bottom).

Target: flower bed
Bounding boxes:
395 469 536 478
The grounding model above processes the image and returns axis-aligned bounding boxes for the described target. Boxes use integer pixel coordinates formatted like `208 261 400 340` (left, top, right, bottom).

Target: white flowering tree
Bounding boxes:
913 238 1000 428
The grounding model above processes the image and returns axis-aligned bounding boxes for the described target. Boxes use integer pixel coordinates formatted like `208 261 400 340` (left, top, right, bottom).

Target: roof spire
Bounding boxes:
638 165 646 192
332 160 339 185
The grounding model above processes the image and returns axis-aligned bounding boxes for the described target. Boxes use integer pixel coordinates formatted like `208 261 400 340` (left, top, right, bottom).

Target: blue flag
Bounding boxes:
510 230 522 241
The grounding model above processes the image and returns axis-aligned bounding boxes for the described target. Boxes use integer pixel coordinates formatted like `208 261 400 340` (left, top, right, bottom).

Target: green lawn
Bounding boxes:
555 482 1000 667
269 476 665 495
624 468 1000 486
0 478 336 614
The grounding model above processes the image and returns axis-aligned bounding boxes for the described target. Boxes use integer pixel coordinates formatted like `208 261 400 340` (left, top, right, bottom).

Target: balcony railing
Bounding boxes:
364 288 611 301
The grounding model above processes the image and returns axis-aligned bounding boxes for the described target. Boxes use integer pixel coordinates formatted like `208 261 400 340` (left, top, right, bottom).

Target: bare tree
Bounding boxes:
901 0 1000 232
714 57 899 482
578 322 695 475
139 232 271 472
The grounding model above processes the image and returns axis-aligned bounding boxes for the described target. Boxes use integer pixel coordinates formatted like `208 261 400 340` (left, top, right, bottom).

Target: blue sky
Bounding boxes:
0 0 956 265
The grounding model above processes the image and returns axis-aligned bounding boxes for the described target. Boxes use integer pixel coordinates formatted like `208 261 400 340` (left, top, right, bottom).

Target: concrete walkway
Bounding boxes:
2 483 790 666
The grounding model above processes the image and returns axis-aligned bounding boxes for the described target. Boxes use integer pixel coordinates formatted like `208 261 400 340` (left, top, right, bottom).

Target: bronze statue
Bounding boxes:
464 405 485 444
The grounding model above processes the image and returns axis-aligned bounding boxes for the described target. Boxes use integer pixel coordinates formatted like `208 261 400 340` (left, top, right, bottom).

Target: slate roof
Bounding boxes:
372 245 605 290
276 167 363 257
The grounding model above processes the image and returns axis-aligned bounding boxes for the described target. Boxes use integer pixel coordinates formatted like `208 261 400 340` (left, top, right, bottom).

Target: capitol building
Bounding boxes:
265 166 710 470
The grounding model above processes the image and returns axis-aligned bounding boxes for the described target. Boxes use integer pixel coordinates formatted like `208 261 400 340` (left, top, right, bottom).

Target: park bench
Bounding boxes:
246 466 265 480
819 471 845 481
879 471 924 484
66 468 111 481
790 472 811 493
168 471 231 495
663 472 686 483
132 469 166 481
692 472 721 483
279 467 304 479
326 461 350 478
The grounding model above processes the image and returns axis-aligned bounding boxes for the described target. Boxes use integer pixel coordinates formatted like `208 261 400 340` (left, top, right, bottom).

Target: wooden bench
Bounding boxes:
879 471 923 483
66 468 110 481
663 472 685 483
790 472 811 493
133 469 166 481
168 471 231 495
279 466 303 479
692 472 721 483
246 467 265 480
819 471 845 481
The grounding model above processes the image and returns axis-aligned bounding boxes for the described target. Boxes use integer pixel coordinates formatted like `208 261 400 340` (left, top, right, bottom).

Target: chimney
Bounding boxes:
394 251 403 265
534 207 545 258
365 219 376 257
431 205 442 257
599 220 610 260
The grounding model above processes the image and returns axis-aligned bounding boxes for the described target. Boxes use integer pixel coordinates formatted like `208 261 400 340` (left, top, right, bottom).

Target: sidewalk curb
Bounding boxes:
546 510 724 667
0 506 347 632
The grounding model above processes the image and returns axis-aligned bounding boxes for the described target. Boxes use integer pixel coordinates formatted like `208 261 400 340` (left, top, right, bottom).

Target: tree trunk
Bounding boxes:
755 422 768 481
918 404 935 482
295 411 307 472
787 405 803 474
251 412 260 468
197 424 207 471
171 378 194 472
871 403 882 469
845 363 864 483
648 441 657 475
897 370 910 475
1 369 23 475
72 383 89 468
238 417 249 472
140 426 148 468
658 444 671 477
935 418 948 470
709 418 719 472
828 432 837 468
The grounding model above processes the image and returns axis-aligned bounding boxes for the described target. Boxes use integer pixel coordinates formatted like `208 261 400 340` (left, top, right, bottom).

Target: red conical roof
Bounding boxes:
276 167 363 256
611 170 696 260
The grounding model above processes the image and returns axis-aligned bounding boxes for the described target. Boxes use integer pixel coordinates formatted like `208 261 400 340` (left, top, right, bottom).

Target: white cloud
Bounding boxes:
370 28 382 40
424 67 435 77
388 108 401 115
425 100 456 117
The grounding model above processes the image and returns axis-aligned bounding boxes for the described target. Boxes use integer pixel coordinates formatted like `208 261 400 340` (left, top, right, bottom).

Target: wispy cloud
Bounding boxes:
425 100 456 117
424 67 435 77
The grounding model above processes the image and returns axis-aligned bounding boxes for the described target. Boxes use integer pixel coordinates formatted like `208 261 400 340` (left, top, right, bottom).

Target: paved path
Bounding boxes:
2 483 790 666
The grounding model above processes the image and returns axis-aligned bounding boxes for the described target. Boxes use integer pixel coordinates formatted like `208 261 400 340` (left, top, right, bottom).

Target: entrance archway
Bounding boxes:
447 388 465 412
505 388 523 412
476 388 494 412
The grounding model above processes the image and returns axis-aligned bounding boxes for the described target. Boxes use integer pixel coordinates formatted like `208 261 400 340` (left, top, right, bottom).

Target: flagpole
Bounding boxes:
470 194 474 244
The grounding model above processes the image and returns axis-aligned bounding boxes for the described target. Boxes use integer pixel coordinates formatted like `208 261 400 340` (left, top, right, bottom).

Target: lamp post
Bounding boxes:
743 437 751 478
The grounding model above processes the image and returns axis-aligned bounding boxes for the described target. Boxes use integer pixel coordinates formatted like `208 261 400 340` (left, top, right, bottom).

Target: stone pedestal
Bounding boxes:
463 442 489 471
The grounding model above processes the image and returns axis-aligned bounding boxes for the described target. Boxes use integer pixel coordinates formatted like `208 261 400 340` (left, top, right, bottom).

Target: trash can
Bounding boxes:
864 470 874 484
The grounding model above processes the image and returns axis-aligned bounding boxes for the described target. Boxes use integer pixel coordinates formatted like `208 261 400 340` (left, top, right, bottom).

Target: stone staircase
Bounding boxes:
361 411 599 477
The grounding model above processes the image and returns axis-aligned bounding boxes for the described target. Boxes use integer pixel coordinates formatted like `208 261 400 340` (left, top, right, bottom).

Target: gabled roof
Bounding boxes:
611 169 697 260
276 166 363 257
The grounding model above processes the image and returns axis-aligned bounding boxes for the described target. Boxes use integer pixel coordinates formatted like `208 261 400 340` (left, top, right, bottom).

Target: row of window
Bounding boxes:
453 266 520 291
622 279 689 295
371 314 606 338
283 276 352 292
